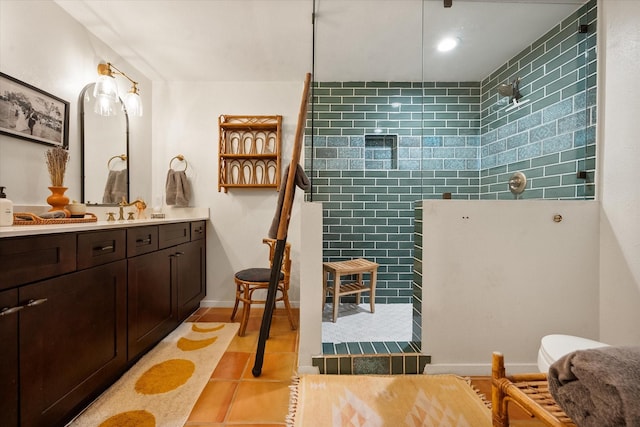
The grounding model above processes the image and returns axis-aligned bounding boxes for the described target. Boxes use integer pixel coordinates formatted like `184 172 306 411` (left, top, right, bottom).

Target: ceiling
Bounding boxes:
55 0 589 83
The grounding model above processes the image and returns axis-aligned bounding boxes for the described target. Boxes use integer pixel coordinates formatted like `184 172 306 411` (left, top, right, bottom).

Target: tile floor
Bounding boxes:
184 306 298 427
184 306 541 426
322 303 413 343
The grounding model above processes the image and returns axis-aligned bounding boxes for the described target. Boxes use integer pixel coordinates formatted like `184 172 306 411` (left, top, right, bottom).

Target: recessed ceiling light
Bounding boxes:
437 37 459 52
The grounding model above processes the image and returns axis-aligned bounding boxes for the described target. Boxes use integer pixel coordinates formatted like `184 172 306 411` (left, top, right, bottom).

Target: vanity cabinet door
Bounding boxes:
175 239 206 322
0 288 19 427
19 260 127 427
127 248 176 361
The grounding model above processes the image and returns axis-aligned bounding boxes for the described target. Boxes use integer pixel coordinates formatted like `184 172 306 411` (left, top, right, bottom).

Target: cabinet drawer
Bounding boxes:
77 230 126 270
191 221 206 241
158 223 190 249
0 234 76 290
127 226 159 257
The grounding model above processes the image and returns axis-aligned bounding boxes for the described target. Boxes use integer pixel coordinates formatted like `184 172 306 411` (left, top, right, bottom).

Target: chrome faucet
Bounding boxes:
118 197 147 220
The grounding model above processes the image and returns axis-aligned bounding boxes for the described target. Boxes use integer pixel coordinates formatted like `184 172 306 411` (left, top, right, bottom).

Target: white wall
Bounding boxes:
298 202 324 371
597 0 640 344
0 0 152 207
422 200 600 375
151 80 310 307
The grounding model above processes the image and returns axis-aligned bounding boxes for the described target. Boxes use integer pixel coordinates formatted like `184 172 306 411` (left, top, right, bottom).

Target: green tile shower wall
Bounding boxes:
479 0 597 200
306 1 596 311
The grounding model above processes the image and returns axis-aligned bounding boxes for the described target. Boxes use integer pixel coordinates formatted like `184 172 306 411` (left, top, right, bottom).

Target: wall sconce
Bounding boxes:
93 62 143 117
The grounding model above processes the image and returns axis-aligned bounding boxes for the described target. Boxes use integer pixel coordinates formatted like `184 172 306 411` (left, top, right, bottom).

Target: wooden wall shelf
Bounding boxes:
218 115 282 193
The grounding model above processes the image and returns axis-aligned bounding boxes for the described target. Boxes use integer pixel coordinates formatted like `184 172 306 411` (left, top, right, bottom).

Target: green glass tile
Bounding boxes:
325 357 339 374
330 88 355 96
353 356 390 375
531 92 562 113
545 186 577 199
546 71 579 95
330 120 354 128
366 82 389 88
377 89 402 96
347 342 362 355
334 343 348 355
418 356 431 373
339 357 352 374
546 162 577 176
312 357 325 373
331 105 354 112
342 96 366 104
404 355 418 374
342 128 365 136
354 104 377 112
336 82 363 88
391 356 404 374
449 103 473 111
532 176 561 188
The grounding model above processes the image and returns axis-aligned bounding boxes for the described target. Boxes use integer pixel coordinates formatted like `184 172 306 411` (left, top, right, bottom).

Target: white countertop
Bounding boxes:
0 206 209 238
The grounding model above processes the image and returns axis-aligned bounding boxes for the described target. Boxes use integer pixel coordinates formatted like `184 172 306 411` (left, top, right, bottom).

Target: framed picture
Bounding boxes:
0 72 69 148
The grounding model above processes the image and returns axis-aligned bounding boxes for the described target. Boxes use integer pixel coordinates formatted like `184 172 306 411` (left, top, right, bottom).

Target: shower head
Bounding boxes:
498 83 513 97
497 77 523 102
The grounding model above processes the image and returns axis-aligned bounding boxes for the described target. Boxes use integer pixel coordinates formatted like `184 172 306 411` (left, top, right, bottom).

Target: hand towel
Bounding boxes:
268 164 310 239
165 169 192 207
548 345 640 427
102 169 128 204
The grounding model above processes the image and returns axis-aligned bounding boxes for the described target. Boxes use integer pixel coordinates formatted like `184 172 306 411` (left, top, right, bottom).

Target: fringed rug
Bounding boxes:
69 322 238 427
287 374 492 427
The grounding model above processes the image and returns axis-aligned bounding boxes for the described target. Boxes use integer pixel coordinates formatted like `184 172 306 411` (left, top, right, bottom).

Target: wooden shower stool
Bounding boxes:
322 258 379 323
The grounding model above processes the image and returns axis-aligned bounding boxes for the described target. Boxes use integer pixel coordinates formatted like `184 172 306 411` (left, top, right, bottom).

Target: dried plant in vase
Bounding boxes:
45 147 70 213
45 146 69 187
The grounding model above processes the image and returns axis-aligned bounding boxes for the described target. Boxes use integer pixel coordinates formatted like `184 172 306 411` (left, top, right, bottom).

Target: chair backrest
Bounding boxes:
262 238 291 290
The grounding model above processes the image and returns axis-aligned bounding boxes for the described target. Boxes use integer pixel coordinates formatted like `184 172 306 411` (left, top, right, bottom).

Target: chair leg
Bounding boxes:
282 291 297 330
238 287 252 337
231 284 241 321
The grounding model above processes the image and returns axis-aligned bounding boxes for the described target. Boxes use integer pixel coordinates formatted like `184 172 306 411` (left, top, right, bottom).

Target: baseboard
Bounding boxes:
423 362 539 376
199 299 300 308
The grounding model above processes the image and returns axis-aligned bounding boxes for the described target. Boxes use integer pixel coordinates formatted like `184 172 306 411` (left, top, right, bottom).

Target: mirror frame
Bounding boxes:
79 83 130 205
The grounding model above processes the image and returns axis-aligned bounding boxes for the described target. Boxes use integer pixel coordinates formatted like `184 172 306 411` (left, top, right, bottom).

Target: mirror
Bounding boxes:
79 83 129 205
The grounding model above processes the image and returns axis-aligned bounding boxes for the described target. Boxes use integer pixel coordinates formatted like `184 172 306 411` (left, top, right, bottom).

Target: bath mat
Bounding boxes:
68 322 238 427
287 374 491 426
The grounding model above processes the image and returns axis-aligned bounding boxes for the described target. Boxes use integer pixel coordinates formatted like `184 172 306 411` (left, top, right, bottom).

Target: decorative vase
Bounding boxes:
47 186 70 215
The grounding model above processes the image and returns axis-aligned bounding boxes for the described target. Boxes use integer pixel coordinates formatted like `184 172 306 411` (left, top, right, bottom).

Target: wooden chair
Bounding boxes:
491 352 576 427
231 238 297 336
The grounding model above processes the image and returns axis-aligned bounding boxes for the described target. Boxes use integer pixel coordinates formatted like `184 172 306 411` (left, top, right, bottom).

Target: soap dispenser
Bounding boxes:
0 186 14 226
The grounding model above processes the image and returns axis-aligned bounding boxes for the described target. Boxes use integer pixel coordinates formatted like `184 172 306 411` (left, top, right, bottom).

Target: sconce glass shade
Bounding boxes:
94 95 118 116
123 88 143 117
93 74 119 102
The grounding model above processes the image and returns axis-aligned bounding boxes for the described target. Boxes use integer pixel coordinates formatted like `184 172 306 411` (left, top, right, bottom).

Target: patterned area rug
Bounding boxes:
69 322 238 427
287 374 491 427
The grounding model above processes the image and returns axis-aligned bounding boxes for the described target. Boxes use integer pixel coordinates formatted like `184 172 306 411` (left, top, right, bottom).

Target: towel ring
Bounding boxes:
170 154 188 171
107 154 127 171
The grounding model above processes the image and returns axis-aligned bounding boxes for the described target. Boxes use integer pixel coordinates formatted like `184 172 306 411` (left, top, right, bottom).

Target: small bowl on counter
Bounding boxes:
66 201 87 218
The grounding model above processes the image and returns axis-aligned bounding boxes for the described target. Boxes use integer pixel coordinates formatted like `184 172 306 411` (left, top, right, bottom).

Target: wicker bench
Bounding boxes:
491 352 576 427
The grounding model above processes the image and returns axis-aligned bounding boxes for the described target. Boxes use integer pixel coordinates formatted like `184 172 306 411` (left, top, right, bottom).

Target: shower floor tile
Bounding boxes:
322 303 413 343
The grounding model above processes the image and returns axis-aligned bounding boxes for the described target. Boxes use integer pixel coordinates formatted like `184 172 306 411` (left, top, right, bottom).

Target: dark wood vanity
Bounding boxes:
0 220 206 427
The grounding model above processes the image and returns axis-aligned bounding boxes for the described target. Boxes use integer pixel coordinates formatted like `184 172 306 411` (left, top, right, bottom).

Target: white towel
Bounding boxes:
165 169 191 207
102 169 128 204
